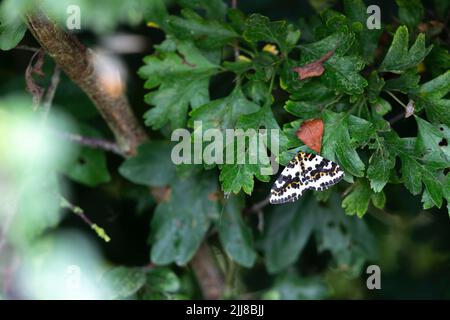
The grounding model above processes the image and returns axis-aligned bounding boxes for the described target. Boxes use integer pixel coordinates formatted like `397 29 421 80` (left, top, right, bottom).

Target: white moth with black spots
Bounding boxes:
270 151 344 204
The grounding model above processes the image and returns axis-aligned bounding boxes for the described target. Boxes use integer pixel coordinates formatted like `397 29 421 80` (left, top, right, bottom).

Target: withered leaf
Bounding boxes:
296 118 324 154
25 48 45 110
292 49 335 80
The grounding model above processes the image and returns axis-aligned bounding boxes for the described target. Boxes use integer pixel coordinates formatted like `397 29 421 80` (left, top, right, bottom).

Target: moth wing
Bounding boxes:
270 152 344 204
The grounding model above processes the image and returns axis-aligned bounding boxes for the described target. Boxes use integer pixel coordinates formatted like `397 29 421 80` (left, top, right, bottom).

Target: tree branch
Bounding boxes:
25 8 147 156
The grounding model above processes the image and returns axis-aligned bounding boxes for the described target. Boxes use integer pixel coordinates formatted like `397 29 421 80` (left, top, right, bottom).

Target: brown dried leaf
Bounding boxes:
296 118 324 154
292 49 335 80
25 48 46 110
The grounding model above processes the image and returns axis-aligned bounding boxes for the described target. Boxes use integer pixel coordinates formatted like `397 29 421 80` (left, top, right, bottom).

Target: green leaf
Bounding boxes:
219 161 270 195
143 0 169 30
342 179 385 217
367 148 395 192
217 194 257 267
216 102 280 195
102 267 146 299
167 9 238 49
344 0 382 63
384 68 420 93
243 13 300 54
176 0 227 21
9 172 62 246
316 193 378 275
146 267 180 293
299 32 367 95
385 132 446 208
425 45 450 77
119 141 176 187
261 194 316 273
139 41 219 130
0 18 26 51
189 86 260 132
269 274 330 300
415 117 449 161
411 70 450 126
379 26 432 73
396 0 424 27
284 80 338 118
237 104 288 153
150 171 218 265
322 110 366 178
367 71 385 103
263 193 378 274
371 97 392 116
60 125 111 187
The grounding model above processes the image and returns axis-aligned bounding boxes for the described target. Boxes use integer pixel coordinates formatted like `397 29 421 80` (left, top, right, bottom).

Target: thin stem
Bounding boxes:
246 196 271 214
15 45 40 52
52 130 124 156
42 65 61 122
388 111 406 125
59 195 111 243
386 90 407 109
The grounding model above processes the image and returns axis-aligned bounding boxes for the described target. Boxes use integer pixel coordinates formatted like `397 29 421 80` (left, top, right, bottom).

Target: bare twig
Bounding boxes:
59 195 111 243
388 112 406 125
42 65 61 121
25 48 45 110
26 9 147 155
16 45 40 52
52 130 124 156
190 242 226 300
246 196 271 214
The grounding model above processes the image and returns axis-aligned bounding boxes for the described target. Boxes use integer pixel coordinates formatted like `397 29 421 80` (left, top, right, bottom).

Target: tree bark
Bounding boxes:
26 9 147 155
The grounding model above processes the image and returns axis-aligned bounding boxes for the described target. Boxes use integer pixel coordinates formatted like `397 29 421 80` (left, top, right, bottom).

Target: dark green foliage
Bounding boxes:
1 0 449 300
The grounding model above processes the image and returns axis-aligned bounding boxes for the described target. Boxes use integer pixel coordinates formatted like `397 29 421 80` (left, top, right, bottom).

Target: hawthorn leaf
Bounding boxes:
167 9 238 49
299 32 367 94
139 41 219 130
316 193 378 274
150 171 218 265
367 71 385 103
379 26 432 73
269 274 330 300
367 148 395 192
60 125 111 187
411 70 450 126
189 86 260 132
322 111 366 178
384 68 420 93
261 194 316 273
102 267 146 299
217 194 257 267
243 13 300 54
284 80 338 118
176 0 227 21
344 0 382 63
385 133 446 208
0 18 26 51
119 141 176 187
342 179 386 217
